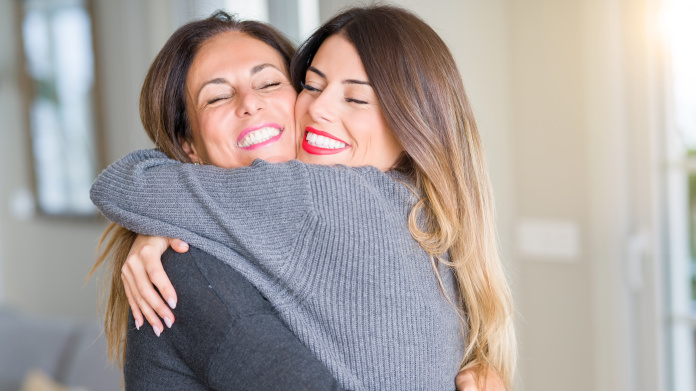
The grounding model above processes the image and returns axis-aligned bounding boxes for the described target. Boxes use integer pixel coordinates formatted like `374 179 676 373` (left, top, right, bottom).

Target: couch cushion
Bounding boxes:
59 319 121 391
0 307 76 391
20 369 78 391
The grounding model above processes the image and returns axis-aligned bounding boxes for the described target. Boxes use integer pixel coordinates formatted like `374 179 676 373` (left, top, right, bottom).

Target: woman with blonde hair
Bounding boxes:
92 5 515 390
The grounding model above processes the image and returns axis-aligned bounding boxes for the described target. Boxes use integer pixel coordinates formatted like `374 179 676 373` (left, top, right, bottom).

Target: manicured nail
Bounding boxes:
167 297 176 309
153 325 161 337
135 319 141 330
164 316 173 328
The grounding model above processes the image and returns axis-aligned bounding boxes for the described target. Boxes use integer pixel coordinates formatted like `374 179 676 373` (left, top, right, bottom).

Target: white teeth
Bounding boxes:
305 132 347 149
237 127 281 147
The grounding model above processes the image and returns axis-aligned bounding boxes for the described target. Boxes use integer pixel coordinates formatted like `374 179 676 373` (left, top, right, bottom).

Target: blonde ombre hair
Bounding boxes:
291 5 517 388
88 11 295 368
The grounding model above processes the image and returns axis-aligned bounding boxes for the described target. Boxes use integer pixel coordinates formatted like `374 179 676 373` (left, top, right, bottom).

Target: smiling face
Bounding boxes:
295 34 403 171
182 31 297 168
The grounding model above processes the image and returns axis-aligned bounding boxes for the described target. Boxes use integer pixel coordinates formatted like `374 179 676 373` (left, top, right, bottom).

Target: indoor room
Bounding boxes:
0 0 693 390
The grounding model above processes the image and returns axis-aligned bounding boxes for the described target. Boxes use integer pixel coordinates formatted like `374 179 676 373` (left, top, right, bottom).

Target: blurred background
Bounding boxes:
0 0 693 390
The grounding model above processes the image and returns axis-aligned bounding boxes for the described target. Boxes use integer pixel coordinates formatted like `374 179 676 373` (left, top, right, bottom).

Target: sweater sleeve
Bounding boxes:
90 149 314 277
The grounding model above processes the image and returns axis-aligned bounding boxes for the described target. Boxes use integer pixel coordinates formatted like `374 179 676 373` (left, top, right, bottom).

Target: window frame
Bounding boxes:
14 0 107 219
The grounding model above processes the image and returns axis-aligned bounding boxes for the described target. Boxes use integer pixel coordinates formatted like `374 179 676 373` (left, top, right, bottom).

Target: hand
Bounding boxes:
122 234 189 336
456 367 506 391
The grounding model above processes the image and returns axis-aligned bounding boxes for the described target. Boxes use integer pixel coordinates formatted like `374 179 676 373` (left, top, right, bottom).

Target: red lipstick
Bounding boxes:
302 127 350 155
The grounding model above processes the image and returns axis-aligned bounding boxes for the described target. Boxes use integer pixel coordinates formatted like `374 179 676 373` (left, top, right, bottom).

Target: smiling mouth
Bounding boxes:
302 128 350 155
305 132 347 149
236 126 283 149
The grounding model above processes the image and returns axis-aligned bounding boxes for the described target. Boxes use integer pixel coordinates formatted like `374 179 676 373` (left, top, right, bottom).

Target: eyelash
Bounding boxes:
301 81 320 92
260 82 281 89
301 82 368 105
208 95 231 104
206 81 280 104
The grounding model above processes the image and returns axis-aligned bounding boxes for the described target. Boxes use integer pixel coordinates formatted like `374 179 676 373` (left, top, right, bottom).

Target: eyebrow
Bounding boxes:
196 78 227 102
196 63 283 102
251 63 281 75
307 66 371 86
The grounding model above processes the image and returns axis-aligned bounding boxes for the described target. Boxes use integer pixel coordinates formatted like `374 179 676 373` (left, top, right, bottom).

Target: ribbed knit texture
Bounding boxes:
91 149 464 390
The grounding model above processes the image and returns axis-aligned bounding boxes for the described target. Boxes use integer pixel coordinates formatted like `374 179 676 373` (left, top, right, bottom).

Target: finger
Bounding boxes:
135 292 164 337
139 243 178 312
122 268 163 335
122 275 143 330
124 252 174 329
169 238 189 253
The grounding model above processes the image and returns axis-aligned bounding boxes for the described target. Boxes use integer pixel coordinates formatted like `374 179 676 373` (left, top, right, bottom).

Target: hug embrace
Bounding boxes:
89 5 516 391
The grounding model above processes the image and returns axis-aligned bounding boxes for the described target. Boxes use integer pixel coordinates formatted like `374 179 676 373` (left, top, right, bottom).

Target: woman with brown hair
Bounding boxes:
92 5 514 390
90 11 344 389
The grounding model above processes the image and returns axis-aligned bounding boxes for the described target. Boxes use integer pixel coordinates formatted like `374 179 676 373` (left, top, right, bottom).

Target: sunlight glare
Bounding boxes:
661 0 696 146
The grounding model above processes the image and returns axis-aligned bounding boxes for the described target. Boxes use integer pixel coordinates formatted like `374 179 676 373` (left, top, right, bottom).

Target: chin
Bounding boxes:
297 153 336 166
259 151 296 163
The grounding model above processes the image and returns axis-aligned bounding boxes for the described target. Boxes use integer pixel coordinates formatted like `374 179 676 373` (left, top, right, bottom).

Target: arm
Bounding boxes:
91 149 313 284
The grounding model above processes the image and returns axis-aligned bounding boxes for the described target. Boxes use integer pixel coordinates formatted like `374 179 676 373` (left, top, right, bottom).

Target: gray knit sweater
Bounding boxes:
90 149 464 390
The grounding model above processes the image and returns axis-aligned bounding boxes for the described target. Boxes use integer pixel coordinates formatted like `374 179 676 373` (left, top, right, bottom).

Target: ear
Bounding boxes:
180 138 200 164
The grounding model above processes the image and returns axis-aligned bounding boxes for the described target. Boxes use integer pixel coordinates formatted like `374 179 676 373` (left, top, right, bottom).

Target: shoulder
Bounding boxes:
162 247 274 318
145 248 276 384
299 163 417 213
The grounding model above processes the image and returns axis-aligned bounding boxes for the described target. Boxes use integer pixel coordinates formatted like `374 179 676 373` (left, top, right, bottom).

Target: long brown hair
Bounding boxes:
88 10 294 369
291 6 516 388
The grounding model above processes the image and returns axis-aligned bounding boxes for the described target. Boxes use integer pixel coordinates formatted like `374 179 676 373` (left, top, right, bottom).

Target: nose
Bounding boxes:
235 88 264 117
307 88 335 123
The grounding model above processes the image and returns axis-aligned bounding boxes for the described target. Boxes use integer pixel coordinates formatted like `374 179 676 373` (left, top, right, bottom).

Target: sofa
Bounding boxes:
0 306 121 391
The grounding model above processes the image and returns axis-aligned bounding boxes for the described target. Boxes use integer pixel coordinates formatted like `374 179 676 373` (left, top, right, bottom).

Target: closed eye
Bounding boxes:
208 95 231 104
346 98 368 104
301 81 321 92
260 82 281 89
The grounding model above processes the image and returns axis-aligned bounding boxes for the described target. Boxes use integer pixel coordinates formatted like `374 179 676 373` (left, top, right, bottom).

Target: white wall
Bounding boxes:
508 0 595 389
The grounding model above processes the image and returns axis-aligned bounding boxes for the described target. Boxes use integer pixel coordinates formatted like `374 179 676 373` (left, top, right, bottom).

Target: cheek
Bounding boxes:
281 90 298 112
294 93 311 118
363 114 400 152
383 129 403 156
351 112 387 141
374 115 397 148
198 114 235 153
196 114 218 141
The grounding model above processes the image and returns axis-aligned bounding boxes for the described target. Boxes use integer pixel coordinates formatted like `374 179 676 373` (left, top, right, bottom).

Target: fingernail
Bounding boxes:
181 242 189 250
153 325 161 337
135 319 141 330
167 297 176 309
164 316 173 328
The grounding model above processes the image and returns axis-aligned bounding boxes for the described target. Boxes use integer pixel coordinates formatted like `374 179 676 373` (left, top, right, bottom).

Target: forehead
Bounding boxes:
188 31 285 83
311 34 366 77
